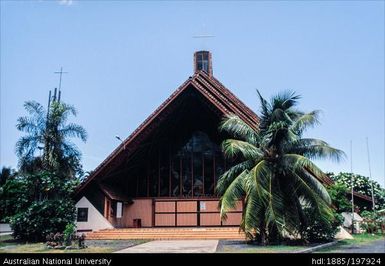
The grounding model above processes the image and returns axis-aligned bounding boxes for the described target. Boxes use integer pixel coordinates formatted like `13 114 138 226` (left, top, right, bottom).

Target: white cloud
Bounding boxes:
58 0 73 6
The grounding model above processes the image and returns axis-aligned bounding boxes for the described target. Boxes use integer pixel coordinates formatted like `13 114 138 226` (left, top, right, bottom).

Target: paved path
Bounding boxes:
331 239 385 253
115 240 219 253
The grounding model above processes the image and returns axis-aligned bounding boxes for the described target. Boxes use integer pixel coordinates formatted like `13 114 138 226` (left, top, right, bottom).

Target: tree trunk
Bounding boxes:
258 219 267 245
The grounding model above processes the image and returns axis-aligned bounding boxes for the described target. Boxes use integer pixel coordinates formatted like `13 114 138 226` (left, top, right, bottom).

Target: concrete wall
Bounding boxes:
75 196 113 231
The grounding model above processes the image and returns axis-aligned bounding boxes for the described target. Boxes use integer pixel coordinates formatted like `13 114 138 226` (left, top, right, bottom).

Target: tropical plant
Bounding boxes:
327 183 351 212
7 99 86 241
63 223 77 246
300 207 343 243
0 175 30 222
217 90 345 244
16 100 87 178
360 210 384 234
330 172 385 211
9 198 76 242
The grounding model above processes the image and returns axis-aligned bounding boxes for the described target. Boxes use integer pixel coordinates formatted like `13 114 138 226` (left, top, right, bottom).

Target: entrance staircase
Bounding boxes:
85 227 246 240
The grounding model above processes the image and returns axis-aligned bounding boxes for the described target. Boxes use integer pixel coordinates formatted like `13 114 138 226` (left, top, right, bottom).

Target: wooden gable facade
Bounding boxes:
75 51 259 228
75 51 371 230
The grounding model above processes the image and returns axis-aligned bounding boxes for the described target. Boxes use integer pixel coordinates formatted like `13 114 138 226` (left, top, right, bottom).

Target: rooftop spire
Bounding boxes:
194 51 213 76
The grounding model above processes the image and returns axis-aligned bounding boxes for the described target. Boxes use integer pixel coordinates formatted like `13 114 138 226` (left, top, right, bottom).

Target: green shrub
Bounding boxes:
0 177 31 221
327 183 351 212
63 223 76 246
9 199 76 242
301 208 343 243
360 211 384 234
330 173 385 211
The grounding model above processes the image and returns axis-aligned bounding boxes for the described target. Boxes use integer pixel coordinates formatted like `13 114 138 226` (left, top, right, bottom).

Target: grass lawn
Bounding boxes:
216 240 309 253
0 234 147 253
315 233 384 253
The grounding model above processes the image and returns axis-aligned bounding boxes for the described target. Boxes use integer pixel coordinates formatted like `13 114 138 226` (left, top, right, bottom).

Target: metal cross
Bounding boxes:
54 67 68 91
193 24 215 48
192 34 215 50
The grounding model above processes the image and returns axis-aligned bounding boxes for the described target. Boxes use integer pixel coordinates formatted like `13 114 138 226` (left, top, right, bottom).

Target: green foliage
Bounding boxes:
0 176 30 222
63 223 76 246
360 211 384 234
327 183 351 212
16 100 87 178
300 207 343 243
9 199 76 242
217 90 345 244
330 172 385 211
7 171 79 241
5 99 87 242
45 224 86 249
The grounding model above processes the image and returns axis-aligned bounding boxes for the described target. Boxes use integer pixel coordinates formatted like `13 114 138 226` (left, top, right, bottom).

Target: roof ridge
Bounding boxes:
196 71 259 125
76 73 261 195
76 77 194 193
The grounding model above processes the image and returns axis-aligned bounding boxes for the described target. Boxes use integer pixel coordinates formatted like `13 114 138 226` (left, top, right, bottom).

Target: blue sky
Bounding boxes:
1 1 384 185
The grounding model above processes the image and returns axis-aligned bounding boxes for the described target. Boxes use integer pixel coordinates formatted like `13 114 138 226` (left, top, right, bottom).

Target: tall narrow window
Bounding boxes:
116 202 123 218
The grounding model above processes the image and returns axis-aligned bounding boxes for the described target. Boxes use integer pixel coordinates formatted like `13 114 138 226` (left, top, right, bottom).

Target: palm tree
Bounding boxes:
15 100 87 178
217 90 345 244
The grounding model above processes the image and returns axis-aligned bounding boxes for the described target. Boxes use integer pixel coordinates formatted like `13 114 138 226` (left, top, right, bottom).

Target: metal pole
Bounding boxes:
350 140 355 234
366 137 375 210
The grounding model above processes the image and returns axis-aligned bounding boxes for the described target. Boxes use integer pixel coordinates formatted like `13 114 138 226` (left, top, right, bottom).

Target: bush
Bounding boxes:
46 225 86 249
301 208 343 243
327 183 351 212
0 177 31 221
9 199 76 242
330 173 385 211
63 223 76 246
360 211 384 234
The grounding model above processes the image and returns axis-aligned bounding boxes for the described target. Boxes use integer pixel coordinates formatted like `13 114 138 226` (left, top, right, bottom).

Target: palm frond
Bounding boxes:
23 101 45 118
221 139 262 160
282 154 332 205
242 188 264 238
219 169 248 218
291 110 321 134
216 160 254 195
271 90 300 111
15 135 41 158
288 138 345 162
16 116 40 133
59 123 88 142
250 160 271 201
219 114 259 145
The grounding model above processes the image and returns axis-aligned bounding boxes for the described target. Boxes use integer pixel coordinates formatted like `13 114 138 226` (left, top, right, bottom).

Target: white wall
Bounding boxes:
0 223 12 233
341 212 364 233
75 196 113 231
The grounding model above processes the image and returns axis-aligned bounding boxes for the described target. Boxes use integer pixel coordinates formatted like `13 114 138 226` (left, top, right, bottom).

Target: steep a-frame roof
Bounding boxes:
76 71 260 194
75 69 372 205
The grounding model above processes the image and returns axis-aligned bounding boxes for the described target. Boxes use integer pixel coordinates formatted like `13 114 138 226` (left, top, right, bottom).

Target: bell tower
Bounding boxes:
194 51 213 76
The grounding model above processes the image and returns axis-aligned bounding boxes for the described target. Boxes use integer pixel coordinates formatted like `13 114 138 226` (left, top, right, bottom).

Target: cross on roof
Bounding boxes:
54 66 68 91
193 24 215 49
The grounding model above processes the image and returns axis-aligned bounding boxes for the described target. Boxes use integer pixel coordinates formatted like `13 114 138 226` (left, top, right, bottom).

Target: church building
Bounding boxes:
74 51 371 232
74 51 259 231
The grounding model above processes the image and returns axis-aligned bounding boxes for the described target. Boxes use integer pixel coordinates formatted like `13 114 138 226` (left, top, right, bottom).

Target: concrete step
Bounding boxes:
85 227 246 240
